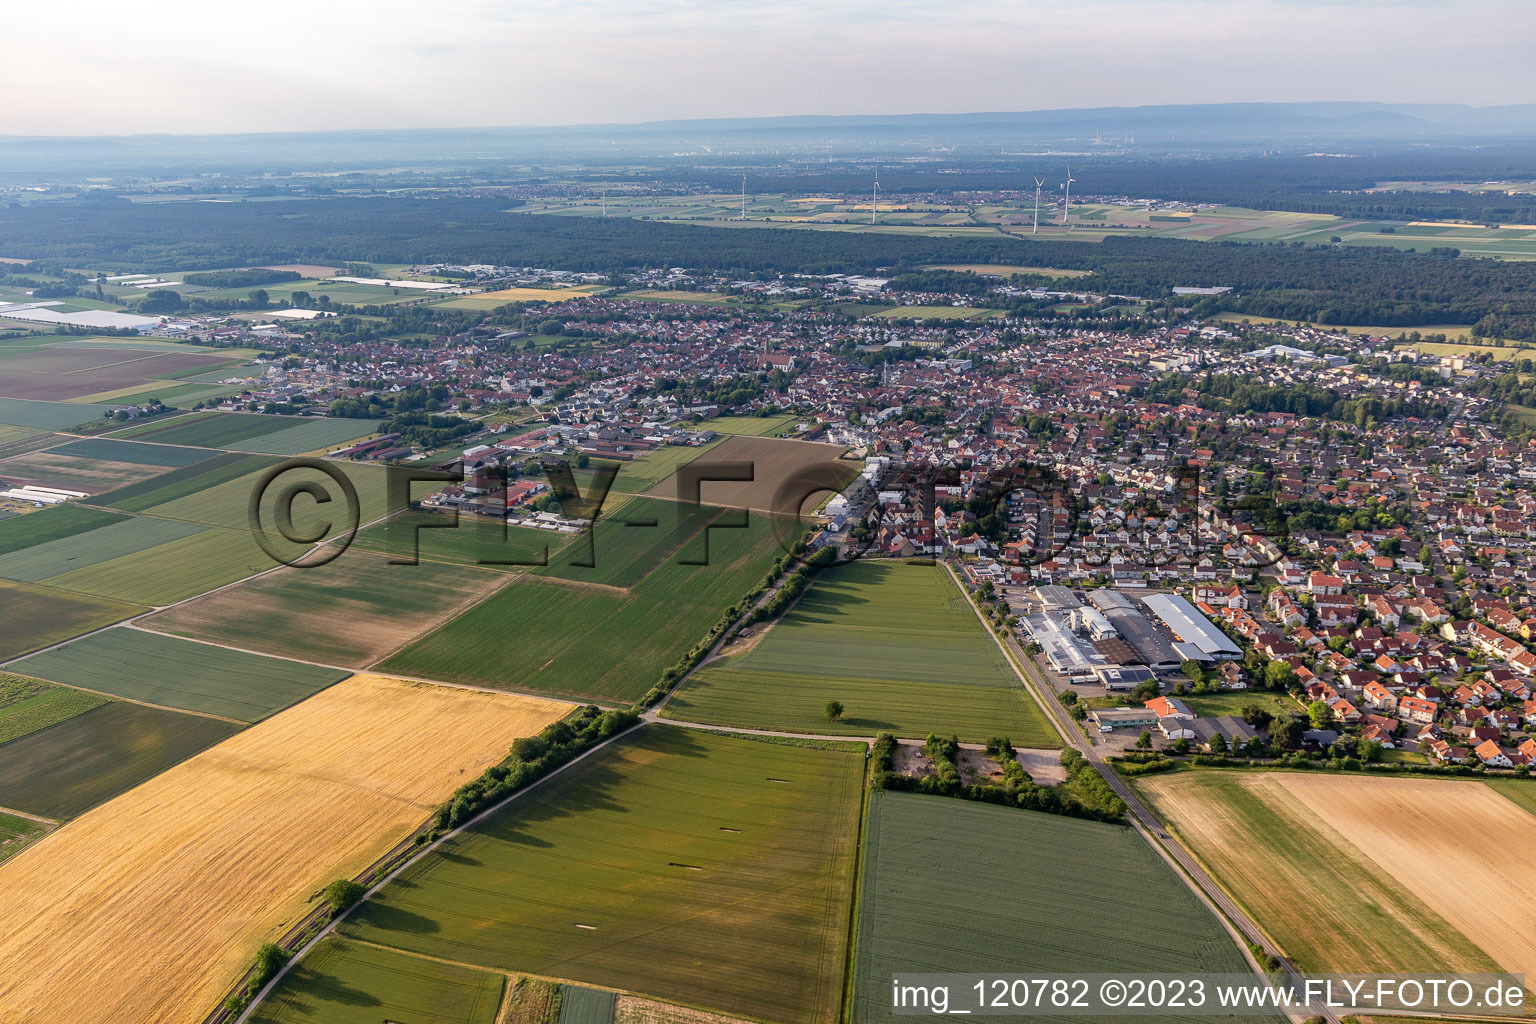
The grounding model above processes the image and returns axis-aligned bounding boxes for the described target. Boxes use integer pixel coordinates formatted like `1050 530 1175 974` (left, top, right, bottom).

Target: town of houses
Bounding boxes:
65 264 1536 773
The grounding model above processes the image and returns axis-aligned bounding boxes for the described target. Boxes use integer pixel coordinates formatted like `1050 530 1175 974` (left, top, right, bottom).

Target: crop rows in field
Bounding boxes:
249 937 506 1024
379 510 786 701
666 560 1058 744
145 549 509 668
341 726 862 1024
851 791 1262 1024
8 627 351 722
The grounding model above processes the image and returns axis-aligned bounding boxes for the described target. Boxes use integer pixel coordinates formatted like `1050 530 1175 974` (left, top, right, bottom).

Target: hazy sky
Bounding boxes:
8 0 1533 136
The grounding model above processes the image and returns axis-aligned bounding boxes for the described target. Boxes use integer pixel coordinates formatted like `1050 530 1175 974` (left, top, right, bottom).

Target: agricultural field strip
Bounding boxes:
246 936 507 1024
850 791 1268 1024
0 674 571 1024
337 726 859 1024
666 560 1060 744
1133 772 1502 977
5 626 351 723
0 495 419 690
1272 773 1536 982
141 547 520 671
235 717 652 1022
378 510 788 702
0 514 206 582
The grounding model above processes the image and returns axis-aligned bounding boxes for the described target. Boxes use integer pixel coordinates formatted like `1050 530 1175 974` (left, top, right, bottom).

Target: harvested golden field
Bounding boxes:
1271 772 1536 982
476 285 598 302
0 673 571 1024
1136 771 1500 977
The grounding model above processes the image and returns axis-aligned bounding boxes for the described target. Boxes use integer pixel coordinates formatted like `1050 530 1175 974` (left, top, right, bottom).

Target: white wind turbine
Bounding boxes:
740 173 748 221
871 168 880 224
1032 176 1045 234
1060 164 1076 226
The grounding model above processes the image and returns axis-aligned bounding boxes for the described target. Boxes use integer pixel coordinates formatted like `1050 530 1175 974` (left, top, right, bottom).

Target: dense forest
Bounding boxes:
6 195 1536 335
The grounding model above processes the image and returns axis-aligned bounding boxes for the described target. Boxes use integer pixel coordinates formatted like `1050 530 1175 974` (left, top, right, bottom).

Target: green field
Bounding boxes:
341 726 862 1024
380 510 785 701
105 407 376 455
353 510 572 570
0 514 204 582
0 503 128 557
0 810 44 864
38 524 272 605
687 414 799 437
559 987 617 1024
249 937 506 1024
143 458 391 540
0 424 44 445
851 791 1266 1024
665 561 1059 744
1180 690 1300 720
870 305 1003 320
0 700 241 819
0 672 108 745
0 578 144 661
101 410 208 438
607 442 724 494
225 417 382 455
103 411 287 448
537 496 720 588
87 451 276 512
6 627 350 721
45 437 215 466
0 397 115 430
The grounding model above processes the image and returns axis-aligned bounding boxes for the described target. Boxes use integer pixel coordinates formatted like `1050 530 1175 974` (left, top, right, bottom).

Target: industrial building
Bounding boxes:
1024 612 1106 680
1032 585 1081 612
1141 593 1243 661
1070 605 1117 640
1086 590 1181 670
1088 707 1159 731
1092 665 1157 690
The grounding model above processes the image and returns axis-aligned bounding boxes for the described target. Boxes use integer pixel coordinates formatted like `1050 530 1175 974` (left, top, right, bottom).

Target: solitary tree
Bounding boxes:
824 700 845 721
322 878 366 915
1307 699 1336 729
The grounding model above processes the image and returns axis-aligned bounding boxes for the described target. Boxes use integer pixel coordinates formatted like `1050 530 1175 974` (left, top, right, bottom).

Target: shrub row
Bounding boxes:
430 705 640 833
1108 751 1535 781
632 538 826 710
870 733 1128 824
223 943 289 1013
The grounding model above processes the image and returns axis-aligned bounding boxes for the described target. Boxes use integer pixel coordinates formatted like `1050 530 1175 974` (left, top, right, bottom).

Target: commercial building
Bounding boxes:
1142 593 1242 661
1024 612 1106 681
1087 590 1180 670
1088 707 1158 730
1092 665 1157 690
